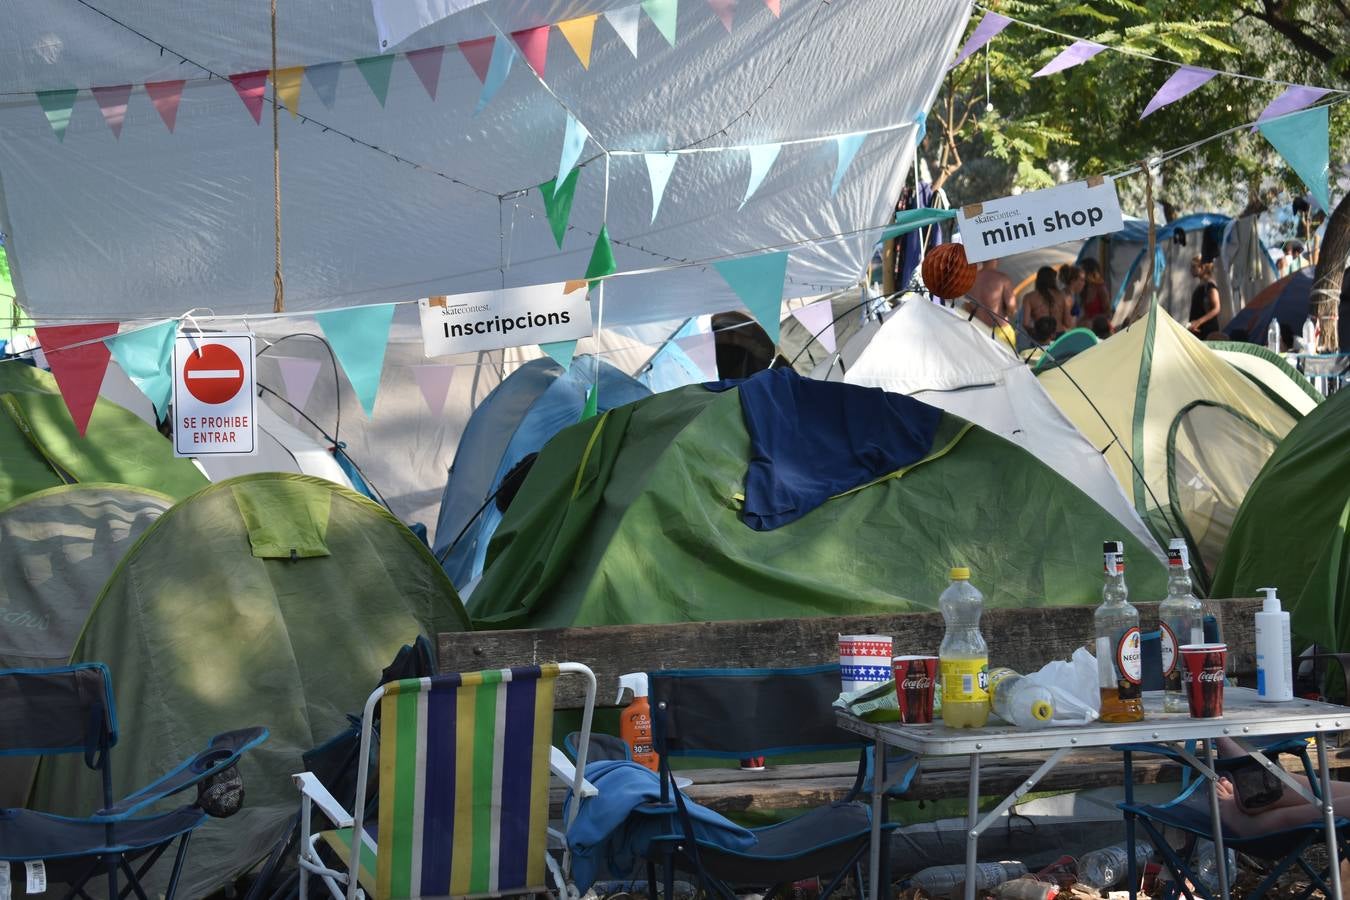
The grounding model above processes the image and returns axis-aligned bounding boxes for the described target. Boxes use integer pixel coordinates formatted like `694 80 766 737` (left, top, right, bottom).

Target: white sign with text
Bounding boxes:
957 178 1124 263
418 282 594 357
172 333 257 457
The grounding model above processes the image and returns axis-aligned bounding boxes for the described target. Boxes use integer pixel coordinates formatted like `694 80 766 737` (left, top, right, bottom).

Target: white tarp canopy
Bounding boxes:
0 0 970 325
838 297 1165 559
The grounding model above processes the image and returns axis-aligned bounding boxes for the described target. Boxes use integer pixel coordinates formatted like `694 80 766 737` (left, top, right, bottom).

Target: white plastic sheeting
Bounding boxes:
839 298 1165 560
0 0 970 325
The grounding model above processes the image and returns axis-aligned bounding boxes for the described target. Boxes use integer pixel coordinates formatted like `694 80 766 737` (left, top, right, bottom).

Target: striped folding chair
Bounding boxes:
295 663 596 900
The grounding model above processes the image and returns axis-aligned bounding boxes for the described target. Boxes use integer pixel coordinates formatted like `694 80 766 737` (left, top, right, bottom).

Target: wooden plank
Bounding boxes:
441 599 1262 708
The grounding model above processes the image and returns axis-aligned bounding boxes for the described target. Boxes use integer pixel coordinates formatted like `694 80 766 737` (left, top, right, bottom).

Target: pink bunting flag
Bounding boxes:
406 46 445 99
91 84 132 138
34 322 120 437
1140 66 1216 119
1033 41 1104 78
949 12 1010 70
275 356 322 424
145 80 186 132
764 0 779 15
230 70 269 124
1252 85 1331 132
512 26 551 77
676 332 718 380
707 0 736 32
790 301 836 354
412 364 456 418
458 36 495 83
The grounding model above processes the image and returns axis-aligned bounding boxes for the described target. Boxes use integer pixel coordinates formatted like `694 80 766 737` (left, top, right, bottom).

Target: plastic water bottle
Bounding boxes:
1158 539 1204 713
1267 318 1282 353
939 567 990 728
988 667 1055 728
1303 316 1319 355
991 878 1059 900
1076 841 1153 891
910 861 1028 898
1192 839 1237 894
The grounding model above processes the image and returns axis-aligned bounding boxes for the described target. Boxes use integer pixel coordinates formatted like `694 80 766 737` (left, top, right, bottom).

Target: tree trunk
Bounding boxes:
1314 192 1350 352
881 237 897 295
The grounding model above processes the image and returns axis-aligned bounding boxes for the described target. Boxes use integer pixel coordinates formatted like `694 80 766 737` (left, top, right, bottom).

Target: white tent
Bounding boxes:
838 298 1164 559
0 0 971 327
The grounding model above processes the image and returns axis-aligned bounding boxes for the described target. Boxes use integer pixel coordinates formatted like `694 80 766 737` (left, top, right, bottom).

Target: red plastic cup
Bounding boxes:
1180 643 1227 718
892 655 938 724
740 757 766 770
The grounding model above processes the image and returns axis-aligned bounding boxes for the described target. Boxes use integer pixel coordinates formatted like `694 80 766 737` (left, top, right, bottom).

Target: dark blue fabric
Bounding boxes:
728 369 942 531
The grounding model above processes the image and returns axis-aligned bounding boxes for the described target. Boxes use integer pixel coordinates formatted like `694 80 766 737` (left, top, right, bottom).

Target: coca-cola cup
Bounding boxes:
1180 643 1227 718
892 655 938 724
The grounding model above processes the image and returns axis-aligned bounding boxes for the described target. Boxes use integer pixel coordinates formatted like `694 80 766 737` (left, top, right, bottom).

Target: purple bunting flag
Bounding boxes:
412 364 456 418
949 13 1010 70
1033 41 1104 78
790 301 836 354
1140 66 1216 119
1252 85 1331 132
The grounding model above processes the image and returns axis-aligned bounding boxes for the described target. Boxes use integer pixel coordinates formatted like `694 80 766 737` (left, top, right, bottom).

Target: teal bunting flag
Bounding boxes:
539 339 577 371
104 320 177 419
475 37 516 113
642 0 678 46
315 303 396 417
355 55 395 106
714 251 789 345
37 89 79 142
1259 105 1332 212
831 133 866 196
881 208 956 241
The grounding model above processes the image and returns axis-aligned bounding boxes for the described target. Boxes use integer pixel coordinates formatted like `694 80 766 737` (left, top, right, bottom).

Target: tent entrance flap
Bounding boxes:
231 480 332 559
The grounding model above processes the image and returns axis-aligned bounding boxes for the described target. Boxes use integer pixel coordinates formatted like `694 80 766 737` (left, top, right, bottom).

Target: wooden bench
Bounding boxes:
438 598 1349 816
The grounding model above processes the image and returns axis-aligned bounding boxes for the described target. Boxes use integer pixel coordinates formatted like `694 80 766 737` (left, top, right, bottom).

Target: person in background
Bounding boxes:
1020 315 1058 364
1058 264 1086 319
967 259 1016 327
1276 241 1308 278
1078 257 1110 324
1090 315 1113 340
1187 256 1221 339
1021 266 1073 337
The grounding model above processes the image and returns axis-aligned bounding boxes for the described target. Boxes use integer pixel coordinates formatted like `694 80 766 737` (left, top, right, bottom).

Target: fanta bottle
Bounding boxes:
939 567 990 728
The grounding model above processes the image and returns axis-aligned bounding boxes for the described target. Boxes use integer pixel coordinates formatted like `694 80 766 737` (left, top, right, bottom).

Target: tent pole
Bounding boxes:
593 152 610 406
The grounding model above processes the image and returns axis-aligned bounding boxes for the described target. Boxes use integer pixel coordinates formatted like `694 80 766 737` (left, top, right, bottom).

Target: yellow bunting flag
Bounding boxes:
273 66 305 117
557 15 599 69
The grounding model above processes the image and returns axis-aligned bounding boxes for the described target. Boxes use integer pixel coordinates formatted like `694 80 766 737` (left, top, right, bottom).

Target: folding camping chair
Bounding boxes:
0 663 268 900
644 664 914 900
295 663 597 900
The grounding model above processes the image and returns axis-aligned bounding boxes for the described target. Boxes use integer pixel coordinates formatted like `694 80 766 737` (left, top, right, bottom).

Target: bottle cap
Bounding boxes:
1102 540 1123 555
1258 587 1281 614
949 566 970 580
1030 699 1053 721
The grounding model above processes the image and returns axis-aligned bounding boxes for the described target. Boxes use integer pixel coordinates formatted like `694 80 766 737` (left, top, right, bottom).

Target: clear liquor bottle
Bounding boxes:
1159 539 1204 713
1095 541 1144 723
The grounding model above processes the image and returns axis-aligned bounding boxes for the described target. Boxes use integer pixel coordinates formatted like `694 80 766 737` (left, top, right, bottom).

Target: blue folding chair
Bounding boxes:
0 664 267 900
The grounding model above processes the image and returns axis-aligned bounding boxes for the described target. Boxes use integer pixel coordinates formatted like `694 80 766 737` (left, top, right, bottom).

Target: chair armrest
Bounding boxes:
96 726 269 820
550 746 598 799
294 771 355 828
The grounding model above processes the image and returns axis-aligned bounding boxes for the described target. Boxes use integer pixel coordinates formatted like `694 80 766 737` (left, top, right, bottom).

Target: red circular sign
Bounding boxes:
182 343 245 405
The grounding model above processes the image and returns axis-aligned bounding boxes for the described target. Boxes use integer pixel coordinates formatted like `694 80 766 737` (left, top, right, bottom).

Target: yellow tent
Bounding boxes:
1038 303 1300 587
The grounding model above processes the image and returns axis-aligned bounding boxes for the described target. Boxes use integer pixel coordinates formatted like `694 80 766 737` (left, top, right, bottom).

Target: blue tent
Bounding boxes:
434 355 651 591
1227 269 1313 344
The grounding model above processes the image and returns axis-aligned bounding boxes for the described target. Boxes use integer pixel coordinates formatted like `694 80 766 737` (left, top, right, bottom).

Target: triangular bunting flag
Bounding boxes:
1140 66 1216 119
557 114 590 188
275 356 323 423
91 85 131 139
305 62 342 108
642 0 678 46
34 322 119 436
586 226 618 291
355 55 395 106
411 364 456 417
949 12 1009 69
458 36 495 83
606 6 642 57
713 251 788 344
557 15 598 69
580 383 598 420
539 169 580 249
145 80 186 132
790 301 836 353
37 89 79 142
676 331 718 379
104 320 176 419
406 46 445 99
273 66 304 117
230 71 269 124
1260 105 1332 212
706 0 736 32
539 340 577 371
741 143 781 208
1033 40 1105 78
1253 85 1331 131
764 0 780 15
512 26 551 77
644 152 678 222
475 36 516 113
831 133 865 196
314 303 396 418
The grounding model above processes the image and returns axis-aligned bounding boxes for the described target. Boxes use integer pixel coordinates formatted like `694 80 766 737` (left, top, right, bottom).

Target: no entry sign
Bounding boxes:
172 333 257 457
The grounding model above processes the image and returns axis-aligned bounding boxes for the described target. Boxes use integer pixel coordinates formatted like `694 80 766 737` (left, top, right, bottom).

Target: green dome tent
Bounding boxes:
31 473 469 899
469 383 1167 630
1211 387 1350 651
0 361 206 504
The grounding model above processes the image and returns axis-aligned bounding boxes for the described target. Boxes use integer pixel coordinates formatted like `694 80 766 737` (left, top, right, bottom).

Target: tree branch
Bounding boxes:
1249 0 1337 63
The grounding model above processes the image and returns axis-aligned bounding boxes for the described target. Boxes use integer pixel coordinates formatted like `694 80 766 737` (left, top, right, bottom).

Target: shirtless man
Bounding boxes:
966 258 1016 329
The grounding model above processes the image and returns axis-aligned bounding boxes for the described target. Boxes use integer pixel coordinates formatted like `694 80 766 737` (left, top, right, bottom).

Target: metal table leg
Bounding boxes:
965 753 981 900
1319 738 1343 900
868 737 883 900
1203 738 1231 900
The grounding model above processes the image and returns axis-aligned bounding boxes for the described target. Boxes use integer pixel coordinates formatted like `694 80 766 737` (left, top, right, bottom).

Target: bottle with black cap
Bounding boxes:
1095 540 1144 723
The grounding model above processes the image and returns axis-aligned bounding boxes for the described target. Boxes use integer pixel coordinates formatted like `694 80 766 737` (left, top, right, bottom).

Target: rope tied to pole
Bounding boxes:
271 0 284 313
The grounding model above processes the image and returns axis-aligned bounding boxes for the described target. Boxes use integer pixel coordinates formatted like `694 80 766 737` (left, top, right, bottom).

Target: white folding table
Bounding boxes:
837 689 1349 900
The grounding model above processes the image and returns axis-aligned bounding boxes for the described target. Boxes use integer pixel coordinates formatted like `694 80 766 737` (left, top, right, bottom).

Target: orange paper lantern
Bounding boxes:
921 243 977 299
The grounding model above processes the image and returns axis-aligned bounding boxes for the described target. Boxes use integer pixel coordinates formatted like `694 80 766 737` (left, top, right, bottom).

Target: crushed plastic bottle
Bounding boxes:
1075 841 1153 891
910 861 1028 898
989 667 1055 729
1191 839 1237 894
991 877 1058 899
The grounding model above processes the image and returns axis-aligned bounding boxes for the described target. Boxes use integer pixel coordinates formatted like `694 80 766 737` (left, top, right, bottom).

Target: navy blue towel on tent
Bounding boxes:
719 368 942 531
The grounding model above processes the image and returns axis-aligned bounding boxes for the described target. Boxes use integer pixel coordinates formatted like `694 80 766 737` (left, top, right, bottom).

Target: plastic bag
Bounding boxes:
1018 647 1100 725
